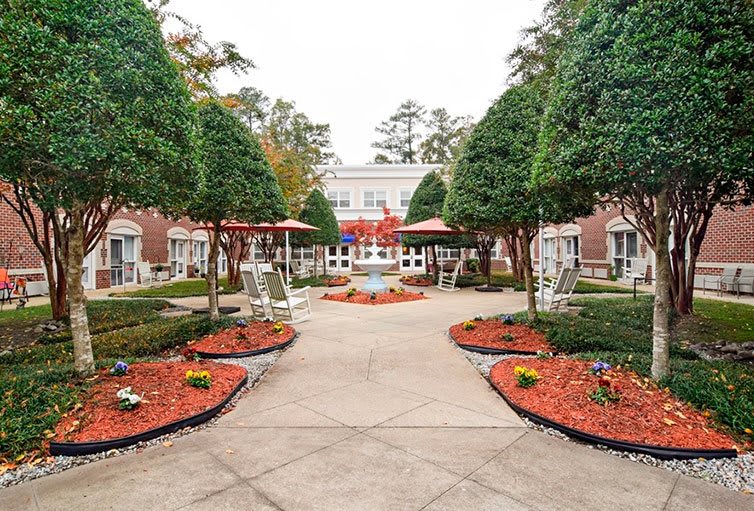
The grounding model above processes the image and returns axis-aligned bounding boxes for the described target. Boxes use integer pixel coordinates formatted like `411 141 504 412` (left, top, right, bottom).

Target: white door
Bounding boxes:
543 238 557 274
327 245 352 272
170 239 187 279
400 246 424 272
563 236 579 267
110 235 136 286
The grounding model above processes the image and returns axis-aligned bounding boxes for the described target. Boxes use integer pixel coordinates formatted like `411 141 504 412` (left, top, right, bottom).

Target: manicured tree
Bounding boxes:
402 171 469 278
446 83 586 318
191 102 288 321
0 0 198 374
535 0 754 377
294 190 341 277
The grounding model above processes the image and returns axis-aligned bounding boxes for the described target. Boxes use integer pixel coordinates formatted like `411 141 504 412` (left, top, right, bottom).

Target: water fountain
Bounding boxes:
354 240 396 292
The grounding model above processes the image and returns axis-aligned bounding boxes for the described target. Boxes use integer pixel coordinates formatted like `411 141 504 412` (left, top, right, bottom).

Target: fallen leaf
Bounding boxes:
225 449 234 455
163 441 173 448
663 418 676 426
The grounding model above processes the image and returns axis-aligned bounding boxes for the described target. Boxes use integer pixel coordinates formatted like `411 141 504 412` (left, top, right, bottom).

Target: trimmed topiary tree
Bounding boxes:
534 0 754 377
294 189 341 277
191 101 288 321
402 171 470 278
0 0 198 375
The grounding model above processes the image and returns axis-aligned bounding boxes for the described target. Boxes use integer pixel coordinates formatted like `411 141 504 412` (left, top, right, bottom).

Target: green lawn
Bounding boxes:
109 277 241 298
530 295 754 441
290 274 336 288
453 271 636 294
0 299 234 461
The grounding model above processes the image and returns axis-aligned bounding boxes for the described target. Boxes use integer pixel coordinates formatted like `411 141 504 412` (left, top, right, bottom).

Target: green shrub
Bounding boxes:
37 299 170 344
1 315 232 365
0 364 81 459
110 278 240 298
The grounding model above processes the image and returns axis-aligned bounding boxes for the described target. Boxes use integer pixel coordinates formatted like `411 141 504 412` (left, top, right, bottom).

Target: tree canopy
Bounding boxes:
294 189 341 276
192 101 288 319
534 0 754 374
371 99 426 164
419 108 474 164
0 0 199 373
402 171 468 249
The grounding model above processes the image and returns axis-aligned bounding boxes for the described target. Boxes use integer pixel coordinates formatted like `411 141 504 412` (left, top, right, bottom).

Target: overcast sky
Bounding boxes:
168 0 546 163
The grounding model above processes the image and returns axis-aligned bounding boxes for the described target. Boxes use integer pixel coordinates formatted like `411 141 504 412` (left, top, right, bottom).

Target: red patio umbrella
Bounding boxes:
393 217 464 235
194 220 319 282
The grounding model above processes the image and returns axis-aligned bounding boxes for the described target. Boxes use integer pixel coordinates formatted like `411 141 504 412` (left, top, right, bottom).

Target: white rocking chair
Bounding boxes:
624 258 648 283
241 270 271 320
436 259 463 292
137 261 161 288
262 271 312 324
535 267 582 311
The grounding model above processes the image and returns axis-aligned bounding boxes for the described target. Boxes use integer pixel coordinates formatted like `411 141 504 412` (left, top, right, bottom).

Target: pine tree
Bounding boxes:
295 190 341 277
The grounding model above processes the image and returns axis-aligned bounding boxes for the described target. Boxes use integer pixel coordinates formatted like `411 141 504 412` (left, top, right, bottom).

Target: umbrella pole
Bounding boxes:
285 231 290 285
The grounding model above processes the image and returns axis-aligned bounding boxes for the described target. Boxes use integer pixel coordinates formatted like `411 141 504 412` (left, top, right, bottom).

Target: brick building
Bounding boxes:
2 165 752 295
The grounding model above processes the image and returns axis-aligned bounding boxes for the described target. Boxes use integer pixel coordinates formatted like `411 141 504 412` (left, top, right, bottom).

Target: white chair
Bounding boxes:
535 267 581 312
262 270 312 324
290 260 312 279
436 259 462 292
624 258 648 283
503 256 513 273
137 261 161 288
703 266 739 296
254 262 273 291
241 270 271 320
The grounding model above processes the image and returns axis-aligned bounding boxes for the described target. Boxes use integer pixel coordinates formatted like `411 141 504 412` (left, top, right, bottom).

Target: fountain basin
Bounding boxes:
354 258 396 292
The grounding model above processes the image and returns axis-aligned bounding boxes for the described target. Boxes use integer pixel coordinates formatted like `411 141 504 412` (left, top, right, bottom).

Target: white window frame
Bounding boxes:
612 230 639 279
398 188 414 208
192 240 208 275
543 236 557 274
362 189 388 209
562 235 580 266
292 246 315 260
491 240 501 260
437 246 460 260
326 189 351 209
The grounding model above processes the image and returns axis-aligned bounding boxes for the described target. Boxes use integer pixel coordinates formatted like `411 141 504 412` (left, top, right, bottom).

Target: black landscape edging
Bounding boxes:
449 330 551 356
195 332 298 359
489 378 738 460
474 286 503 293
50 373 249 457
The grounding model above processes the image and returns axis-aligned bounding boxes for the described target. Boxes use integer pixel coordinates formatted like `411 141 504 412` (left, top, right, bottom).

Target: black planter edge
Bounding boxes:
489 378 737 460
50 372 249 457
196 331 298 359
448 331 555 357
474 286 503 293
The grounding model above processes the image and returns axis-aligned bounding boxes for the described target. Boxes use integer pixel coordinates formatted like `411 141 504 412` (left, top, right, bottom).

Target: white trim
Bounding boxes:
697 262 754 269
106 219 143 236
167 226 191 240
397 187 415 209
558 223 582 237
316 164 440 179
606 216 637 232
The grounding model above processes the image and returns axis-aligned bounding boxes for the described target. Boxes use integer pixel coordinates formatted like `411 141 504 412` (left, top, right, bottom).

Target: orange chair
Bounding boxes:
0 268 14 304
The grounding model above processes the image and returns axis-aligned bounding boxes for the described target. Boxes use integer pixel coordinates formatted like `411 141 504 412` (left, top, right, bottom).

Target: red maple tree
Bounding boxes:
340 207 403 247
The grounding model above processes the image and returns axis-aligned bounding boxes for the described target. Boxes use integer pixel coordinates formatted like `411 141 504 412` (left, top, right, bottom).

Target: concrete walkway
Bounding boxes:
1 277 751 510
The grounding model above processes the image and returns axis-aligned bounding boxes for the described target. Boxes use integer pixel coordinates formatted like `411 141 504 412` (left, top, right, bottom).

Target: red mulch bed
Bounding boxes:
188 322 295 355
54 361 246 443
325 277 350 287
400 277 433 287
490 357 738 451
450 320 554 353
321 290 428 305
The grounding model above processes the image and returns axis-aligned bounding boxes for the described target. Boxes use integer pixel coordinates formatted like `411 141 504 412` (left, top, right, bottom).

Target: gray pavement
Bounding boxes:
1 276 751 510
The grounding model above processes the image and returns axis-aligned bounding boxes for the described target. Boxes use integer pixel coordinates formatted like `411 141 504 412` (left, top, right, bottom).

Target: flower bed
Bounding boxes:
50 361 246 455
321 288 427 305
399 276 433 287
489 357 739 458
188 320 296 358
325 276 351 287
449 319 554 355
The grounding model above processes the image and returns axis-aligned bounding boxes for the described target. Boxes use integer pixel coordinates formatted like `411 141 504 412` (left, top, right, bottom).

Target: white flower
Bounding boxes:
128 394 142 405
116 387 132 399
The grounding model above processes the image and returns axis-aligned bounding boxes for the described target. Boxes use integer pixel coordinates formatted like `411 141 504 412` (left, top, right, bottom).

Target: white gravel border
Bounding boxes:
451 335 754 494
0 345 290 488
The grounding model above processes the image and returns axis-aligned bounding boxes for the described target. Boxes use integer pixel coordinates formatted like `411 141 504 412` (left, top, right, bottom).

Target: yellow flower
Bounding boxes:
745 428 753 435
200 371 210 379
186 370 193 378
514 366 525 376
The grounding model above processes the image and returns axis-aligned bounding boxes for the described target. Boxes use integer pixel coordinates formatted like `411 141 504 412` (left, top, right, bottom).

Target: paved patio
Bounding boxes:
1 276 751 510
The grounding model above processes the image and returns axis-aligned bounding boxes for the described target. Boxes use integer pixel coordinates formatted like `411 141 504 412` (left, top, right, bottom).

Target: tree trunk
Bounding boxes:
651 187 672 380
207 226 221 321
475 235 495 287
503 233 524 282
64 208 95 375
519 230 537 321
430 245 439 279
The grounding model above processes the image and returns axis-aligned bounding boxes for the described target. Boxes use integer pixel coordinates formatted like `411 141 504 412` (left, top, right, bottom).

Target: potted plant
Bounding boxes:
154 262 169 281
